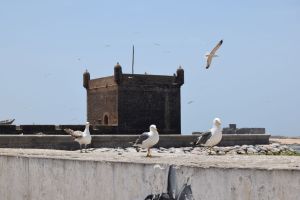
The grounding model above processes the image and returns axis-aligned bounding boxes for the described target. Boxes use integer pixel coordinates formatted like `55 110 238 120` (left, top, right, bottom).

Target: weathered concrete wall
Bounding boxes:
222 127 265 135
0 155 299 200
0 134 271 149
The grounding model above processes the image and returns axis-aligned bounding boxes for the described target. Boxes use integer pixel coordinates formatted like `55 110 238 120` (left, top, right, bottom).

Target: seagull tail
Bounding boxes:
130 141 141 152
63 128 73 135
135 146 140 152
129 141 136 145
63 128 77 139
191 136 202 147
190 140 198 147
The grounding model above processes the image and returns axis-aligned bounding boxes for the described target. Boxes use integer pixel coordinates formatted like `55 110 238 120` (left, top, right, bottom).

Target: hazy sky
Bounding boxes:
1 1 299 136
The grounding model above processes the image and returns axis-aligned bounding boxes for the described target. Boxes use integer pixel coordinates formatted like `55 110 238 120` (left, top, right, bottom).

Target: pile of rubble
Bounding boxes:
94 143 298 156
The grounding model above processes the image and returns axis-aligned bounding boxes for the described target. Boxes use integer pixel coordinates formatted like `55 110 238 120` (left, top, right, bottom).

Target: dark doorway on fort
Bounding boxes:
104 115 109 125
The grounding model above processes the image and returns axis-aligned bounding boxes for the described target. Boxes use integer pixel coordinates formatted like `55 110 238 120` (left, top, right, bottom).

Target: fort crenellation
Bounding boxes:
84 63 184 134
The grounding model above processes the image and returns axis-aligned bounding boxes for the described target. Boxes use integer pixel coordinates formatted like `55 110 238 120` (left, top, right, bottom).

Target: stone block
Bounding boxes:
20 125 56 134
236 128 265 134
0 125 18 134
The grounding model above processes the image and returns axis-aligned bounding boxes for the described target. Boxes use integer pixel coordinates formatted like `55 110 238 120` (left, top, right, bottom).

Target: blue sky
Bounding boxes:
0 1 299 136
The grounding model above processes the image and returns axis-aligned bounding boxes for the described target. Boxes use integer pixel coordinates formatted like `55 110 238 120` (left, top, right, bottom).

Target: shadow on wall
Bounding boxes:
144 165 194 200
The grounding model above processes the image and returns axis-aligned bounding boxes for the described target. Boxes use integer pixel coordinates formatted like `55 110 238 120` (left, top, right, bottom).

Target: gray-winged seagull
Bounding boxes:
205 40 223 69
64 122 92 153
133 124 159 157
193 118 223 148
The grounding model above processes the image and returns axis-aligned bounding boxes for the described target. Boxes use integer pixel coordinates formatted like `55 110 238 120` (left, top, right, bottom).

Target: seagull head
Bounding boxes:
85 122 90 126
149 124 158 132
213 118 222 127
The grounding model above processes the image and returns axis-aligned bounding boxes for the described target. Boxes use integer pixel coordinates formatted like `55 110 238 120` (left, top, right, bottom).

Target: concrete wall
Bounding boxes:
0 155 299 200
0 134 271 149
222 127 266 135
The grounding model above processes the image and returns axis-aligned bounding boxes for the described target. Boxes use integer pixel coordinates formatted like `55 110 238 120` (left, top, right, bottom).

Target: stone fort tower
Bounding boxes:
83 63 184 134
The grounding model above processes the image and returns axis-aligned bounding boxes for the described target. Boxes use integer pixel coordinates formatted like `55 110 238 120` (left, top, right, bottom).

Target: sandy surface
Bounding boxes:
270 138 300 145
0 148 299 170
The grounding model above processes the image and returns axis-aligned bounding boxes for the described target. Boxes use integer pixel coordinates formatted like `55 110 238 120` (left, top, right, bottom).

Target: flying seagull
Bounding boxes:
205 40 223 69
133 124 159 157
64 122 92 153
193 118 223 149
187 100 194 104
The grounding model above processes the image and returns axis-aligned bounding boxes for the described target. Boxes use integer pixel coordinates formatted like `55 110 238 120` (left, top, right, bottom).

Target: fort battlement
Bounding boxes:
0 123 270 149
84 63 184 134
0 123 266 135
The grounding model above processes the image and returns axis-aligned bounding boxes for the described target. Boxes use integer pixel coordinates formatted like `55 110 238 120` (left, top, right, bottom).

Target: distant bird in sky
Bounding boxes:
205 40 223 69
187 100 194 104
43 73 52 78
133 124 159 157
193 118 223 149
64 122 92 153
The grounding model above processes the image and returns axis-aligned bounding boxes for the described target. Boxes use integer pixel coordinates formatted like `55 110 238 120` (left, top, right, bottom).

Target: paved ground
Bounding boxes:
0 148 299 170
270 138 300 144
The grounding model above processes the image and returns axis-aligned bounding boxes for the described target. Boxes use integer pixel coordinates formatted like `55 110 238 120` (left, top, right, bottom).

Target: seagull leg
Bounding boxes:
208 147 213 155
146 148 151 157
80 144 83 153
85 144 88 153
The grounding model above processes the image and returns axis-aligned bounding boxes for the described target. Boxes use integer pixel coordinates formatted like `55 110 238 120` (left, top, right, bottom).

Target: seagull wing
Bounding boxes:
134 132 150 145
206 40 223 69
64 128 83 138
195 131 212 145
210 40 223 56
206 55 213 69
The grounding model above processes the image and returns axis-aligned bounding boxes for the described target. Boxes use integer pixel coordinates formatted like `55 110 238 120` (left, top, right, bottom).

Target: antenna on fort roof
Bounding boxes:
132 45 134 74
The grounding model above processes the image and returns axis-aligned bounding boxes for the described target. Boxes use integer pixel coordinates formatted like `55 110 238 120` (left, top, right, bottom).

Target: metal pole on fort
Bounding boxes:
132 45 134 74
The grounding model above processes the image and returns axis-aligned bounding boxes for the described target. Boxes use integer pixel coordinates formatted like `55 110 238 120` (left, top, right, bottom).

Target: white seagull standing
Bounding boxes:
194 118 223 148
64 122 92 153
205 40 223 69
133 124 159 157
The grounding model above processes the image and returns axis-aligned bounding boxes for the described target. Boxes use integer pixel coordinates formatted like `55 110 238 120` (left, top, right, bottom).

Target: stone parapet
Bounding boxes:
0 134 270 150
